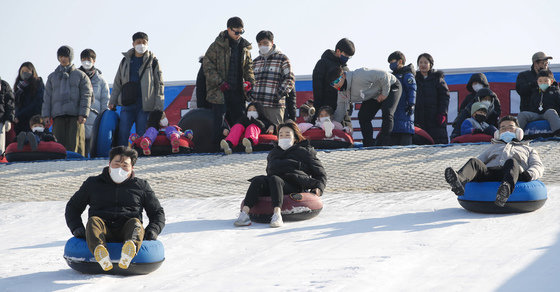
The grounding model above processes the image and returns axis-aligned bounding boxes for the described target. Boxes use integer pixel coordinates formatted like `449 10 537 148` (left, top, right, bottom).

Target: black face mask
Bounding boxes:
474 114 486 123
340 55 349 64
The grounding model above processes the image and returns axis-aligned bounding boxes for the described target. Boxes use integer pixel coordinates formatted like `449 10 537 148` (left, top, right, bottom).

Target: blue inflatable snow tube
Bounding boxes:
524 120 552 137
458 180 547 213
63 237 164 275
91 110 119 157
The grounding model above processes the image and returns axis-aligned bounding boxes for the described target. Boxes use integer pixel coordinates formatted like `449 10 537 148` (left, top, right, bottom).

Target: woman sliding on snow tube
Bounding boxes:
235 121 327 228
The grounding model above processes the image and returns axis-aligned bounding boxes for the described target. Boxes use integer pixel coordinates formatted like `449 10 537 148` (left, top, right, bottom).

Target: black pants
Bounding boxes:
358 81 402 146
244 175 301 208
212 90 245 145
457 158 531 194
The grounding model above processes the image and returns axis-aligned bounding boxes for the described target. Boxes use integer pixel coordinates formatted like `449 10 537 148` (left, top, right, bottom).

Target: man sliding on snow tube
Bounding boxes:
444 115 544 207
65 146 165 271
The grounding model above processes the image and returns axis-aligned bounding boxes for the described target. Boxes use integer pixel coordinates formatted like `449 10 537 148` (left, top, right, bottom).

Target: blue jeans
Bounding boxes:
118 104 149 146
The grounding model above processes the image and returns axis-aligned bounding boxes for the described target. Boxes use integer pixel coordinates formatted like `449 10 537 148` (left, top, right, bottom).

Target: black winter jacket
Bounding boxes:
414 70 450 143
0 79 15 123
527 82 560 114
264 140 327 192
451 90 501 139
516 67 538 112
459 73 490 112
312 50 348 113
65 167 165 236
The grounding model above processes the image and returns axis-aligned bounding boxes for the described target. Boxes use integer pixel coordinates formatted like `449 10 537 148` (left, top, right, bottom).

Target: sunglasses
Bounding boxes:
230 28 245 35
330 75 343 87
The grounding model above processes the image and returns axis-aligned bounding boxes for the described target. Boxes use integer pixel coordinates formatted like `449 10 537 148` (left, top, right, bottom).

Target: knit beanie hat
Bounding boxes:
471 102 488 116
57 45 74 62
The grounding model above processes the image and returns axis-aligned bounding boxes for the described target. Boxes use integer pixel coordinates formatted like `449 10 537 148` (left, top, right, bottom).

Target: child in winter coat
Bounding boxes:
220 102 275 154
451 88 501 139
299 106 343 137
516 69 560 136
132 110 193 155
460 102 497 136
445 115 544 207
16 115 56 150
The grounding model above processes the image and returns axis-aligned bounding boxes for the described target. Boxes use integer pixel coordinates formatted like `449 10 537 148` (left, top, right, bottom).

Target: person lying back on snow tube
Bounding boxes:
65 146 165 272
460 102 497 136
131 110 193 156
220 102 275 155
15 115 56 151
235 121 327 228
445 115 544 207
299 105 343 138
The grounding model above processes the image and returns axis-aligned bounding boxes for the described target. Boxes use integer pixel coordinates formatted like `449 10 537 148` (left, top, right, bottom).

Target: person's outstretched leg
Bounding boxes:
235 175 268 226
165 126 182 153
118 218 145 269
17 131 26 150
222 123 245 154
27 132 38 151
86 216 113 271
242 124 262 154
140 127 158 155
543 109 560 134
445 157 488 196
495 158 522 207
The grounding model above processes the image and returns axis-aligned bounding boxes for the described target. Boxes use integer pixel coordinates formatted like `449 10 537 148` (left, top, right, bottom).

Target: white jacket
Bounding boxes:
477 139 544 180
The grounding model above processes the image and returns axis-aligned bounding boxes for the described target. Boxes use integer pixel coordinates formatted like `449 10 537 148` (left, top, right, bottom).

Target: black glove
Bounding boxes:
144 229 158 241
72 226 86 239
520 170 533 181
406 104 415 116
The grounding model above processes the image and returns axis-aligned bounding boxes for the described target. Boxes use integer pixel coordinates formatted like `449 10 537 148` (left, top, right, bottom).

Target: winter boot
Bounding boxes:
118 240 137 269
495 182 511 207
445 167 465 196
270 211 284 228
27 132 38 151
242 138 253 154
234 211 252 226
94 244 113 271
170 133 181 153
129 133 140 144
220 139 232 155
140 137 152 156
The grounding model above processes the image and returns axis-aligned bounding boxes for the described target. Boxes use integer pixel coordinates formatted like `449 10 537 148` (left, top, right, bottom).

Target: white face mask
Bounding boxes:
135 44 148 54
32 126 44 132
259 45 272 55
247 111 259 119
109 167 130 184
472 83 484 92
81 60 93 70
278 138 294 150
319 116 331 123
160 117 168 127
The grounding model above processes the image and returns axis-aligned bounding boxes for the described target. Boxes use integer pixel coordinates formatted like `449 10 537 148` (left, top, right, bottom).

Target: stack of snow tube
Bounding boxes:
4 141 67 162
63 237 165 275
524 120 552 139
302 128 353 149
242 193 323 223
451 133 493 144
132 134 194 156
90 109 119 157
458 180 547 213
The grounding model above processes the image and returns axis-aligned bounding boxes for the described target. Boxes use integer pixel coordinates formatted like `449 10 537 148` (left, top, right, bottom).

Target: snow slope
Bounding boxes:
1 186 559 291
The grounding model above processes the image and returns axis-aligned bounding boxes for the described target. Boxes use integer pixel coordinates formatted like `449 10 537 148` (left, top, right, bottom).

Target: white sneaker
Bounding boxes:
234 211 252 226
242 138 253 154
94 244 113 271
323 121 334 138
220 139 232 155
270 212 283 228
118 240 137 269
